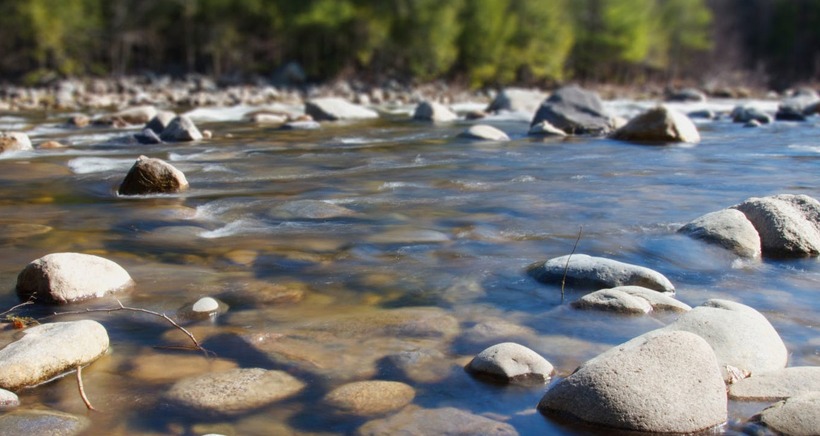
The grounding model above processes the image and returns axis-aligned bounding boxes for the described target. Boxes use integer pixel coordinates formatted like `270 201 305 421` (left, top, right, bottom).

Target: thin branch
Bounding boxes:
0 300 34 318
561 226 583 303
77 365 97 412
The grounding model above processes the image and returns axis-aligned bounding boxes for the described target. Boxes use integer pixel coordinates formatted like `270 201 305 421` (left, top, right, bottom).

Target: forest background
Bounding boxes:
0 0 817 91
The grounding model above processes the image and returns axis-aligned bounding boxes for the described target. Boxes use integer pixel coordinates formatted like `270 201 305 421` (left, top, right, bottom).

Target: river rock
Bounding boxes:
111 105 158 125
160 115 203 142
0 320 109 391
133 128 162 144
305 97 379 121
729 366 820 401
278 120 321 130
0 132 33 153
731 104 773 124
679 208 762 258
412 101 458 122
165 368 305 416
38 140 67 149
528 120 567 137
118 155 189 195
380 348 454 384
486 88 547 114
126 353 238 383
666 88 707 102
269 200 356 219
776 88 820 121
0 410 89 436
610 106 701 143
661 299 787 382
357 406 518 436
0 389 19 409
16 252 134 304
457 124 509 141
530 85 613 135
176 296 226 320
732 194 820 258
572 288 650 314
538 330 726 433
755 391 820 436
323 380 415 416
528 253 675 293
466 342 553 384
145 110 176 134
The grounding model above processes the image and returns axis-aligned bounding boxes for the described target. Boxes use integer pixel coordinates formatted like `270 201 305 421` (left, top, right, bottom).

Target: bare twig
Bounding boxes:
561 226 583 302
76 365 97 412
0 300 34 318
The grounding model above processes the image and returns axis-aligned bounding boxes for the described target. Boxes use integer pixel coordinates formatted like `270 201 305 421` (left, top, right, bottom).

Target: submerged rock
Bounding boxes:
572 286 690 314
269 200 356 220
610 106 700 143
530 85 613 135
679 208 762 258
528 253 675 293
412 101 458 122
160 115 203 142
538 330 726 433
305 97 379 121
527 120 567 137
729 366 820 401
165 368 305 416
0 320 109 391
733 194 820 258
118 155 189 195
731 104 773 124
357 406 518 436
323 380 415 416
16 252 134 304
466 342 553 384
0 132 33 153
754 391 820 436
457 124 509 141
0 410 89 436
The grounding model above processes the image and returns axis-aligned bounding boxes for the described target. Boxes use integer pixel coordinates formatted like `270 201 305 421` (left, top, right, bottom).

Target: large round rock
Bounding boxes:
323 380 415 416
733 194 820 258
466 342 553 384
16 253 134 304
530 85 613 135
755 391 820 436
679 208 761 258
0 320 109 391
159 115 203 142
528 253 675 293
538 330 726 433
165 368 305 416
118 155 189 195
610 106 700 143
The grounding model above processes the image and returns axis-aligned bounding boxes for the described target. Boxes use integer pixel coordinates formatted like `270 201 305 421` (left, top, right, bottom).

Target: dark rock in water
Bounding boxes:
538 331 727 433
466 342 553 384
118 155 188 195
732 194 820 258
530 85 613 135
486 88 547 114
305 97 379 121
754 392 820 436
731 104 773 124
665 87 707 102
145 110 176 134
160 115 202 142
134 128 162 144
16 252 134 304
679 208 762 258
775 87 819 121
687 109 717 119
357 406 518 436
610 106 700 144
528 253 675 293
104 105 158 125
457 124 509 141
0 410 89 436
729 366 820 401
0 132 33 153
412 101 458 122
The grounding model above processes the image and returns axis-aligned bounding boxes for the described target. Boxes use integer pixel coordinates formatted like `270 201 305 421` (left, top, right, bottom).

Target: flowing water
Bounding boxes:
0 98 818 435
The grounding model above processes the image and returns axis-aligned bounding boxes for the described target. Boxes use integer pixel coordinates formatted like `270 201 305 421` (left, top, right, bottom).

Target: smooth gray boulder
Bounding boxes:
466 342 553 384
323 380 415 416
662 299 787 382
733 194 820 257
145 110 176 134
729 366 820 401
679 208 762 258
528 254 675 293
486 88 547 114
159 115 203 142
572 286 690 314
528 120 567 137
17 252 134 304
165 368 305 416
610 106 700 144
412 101 458 122
0 320 109 391
357 406 518 436
305 97 379 121
731 104 773 124
0 410 89 436
0 132 33 153
776 88 819 121
118 155 189 195
530 85 613 135
755 391 820 436
538 330 726 433
457 124 510 141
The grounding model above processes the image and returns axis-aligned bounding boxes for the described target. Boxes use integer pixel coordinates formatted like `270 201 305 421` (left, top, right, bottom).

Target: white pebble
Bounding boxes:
192 297 219 313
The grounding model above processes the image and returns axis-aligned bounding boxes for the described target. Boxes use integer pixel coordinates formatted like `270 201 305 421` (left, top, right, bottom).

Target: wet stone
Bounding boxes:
679 208 762 258
269 200 356 220
0 388 19 409
16 252 134 304
610 105 701 144
0 410 89 436
323 380 415 416
572 286 690 314
733 194 820 258
755 391 820 436
160 115 203 142
729 366 820 401
457 124 510 141
356 406 518 436
528 253 675 293
125 352 238 383
412 101 458 123
0 131 32 153
118 155 188 195
466 342 554 384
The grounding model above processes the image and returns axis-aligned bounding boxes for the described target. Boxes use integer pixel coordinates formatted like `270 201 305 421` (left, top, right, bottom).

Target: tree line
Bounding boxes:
0 0 816 89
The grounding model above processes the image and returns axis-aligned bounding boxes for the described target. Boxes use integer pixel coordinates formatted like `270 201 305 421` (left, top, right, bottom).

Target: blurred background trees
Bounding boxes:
0 0 816 89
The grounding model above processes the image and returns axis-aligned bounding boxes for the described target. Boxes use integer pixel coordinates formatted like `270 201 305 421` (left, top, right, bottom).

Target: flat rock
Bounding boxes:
165 368 305 416
125 353 238 383
528 253 675 293
731 104 773 124
486 88 547 114
572 288 653 314
118 155 189 195
610 106 700 143
733 194 820 257
305 97 379 121
0 320 109 391
538 330 727 433
357 406 518 436
323 380 415 416
0 132 33 153
528 120 567 137
160 115 203 142
530 85 613 135
269 200 356 219
755 391 820 436
16 252 134 304
457 124 510 141
661 299 788 382
278 120 321 130
0 410 89 436
729 366 820 401
412 101 458 122
466 342 553 384
679 208 762 258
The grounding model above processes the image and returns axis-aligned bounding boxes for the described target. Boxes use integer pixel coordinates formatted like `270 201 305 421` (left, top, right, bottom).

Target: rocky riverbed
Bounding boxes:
0 78 818 435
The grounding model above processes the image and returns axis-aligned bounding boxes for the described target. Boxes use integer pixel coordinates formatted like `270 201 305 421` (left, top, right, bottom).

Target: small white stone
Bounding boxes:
0 389 19 409
193 297 219 313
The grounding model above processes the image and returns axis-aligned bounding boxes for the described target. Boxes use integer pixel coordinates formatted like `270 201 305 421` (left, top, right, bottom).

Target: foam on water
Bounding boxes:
67 157 136 174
